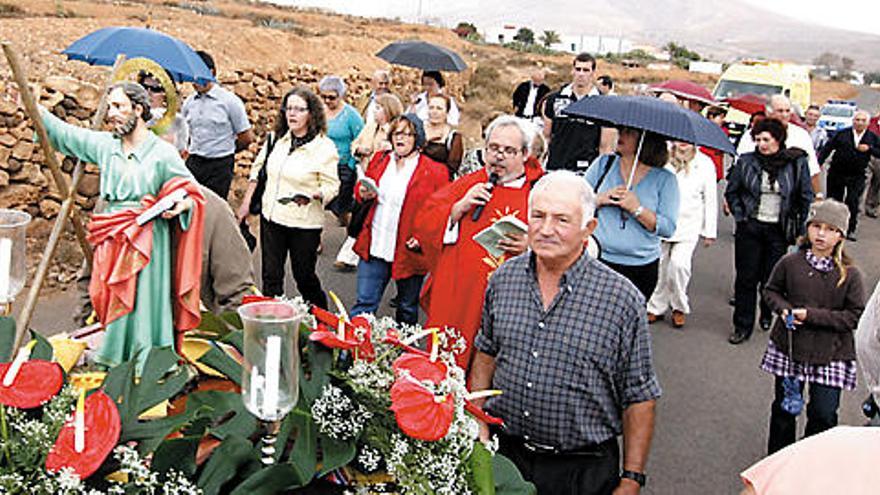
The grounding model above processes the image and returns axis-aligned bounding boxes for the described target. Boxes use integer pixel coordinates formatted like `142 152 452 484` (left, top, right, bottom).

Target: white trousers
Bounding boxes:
647 239 698 315
335 236 360 266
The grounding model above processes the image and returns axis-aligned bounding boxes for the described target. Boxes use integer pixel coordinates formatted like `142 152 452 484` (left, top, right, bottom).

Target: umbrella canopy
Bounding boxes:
563 95 735 155
63 26 214 84
376 40 467 72
722 93 768 115
649 80 717 106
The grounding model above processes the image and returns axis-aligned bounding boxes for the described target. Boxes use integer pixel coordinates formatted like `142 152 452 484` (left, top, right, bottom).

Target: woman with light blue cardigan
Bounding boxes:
585 127 680 299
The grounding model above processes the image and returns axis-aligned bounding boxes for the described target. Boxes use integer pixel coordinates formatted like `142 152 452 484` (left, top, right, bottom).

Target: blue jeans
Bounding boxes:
351 256 424 324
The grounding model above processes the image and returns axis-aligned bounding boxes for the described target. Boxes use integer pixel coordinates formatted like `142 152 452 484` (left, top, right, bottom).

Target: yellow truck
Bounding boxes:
712 60 812 132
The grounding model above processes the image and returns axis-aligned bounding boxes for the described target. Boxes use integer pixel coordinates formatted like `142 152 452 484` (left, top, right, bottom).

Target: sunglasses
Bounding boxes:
321 94 339 101
143 84 164 93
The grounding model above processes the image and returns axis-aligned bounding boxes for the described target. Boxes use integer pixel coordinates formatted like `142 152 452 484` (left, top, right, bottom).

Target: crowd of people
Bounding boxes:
33 46 880 494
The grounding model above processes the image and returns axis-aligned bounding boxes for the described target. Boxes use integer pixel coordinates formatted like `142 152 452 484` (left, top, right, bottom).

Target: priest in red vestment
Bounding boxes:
416 116 544 369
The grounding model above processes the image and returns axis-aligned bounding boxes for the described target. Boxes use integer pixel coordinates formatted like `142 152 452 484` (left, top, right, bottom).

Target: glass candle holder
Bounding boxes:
238 300 301 422
0 209 31 310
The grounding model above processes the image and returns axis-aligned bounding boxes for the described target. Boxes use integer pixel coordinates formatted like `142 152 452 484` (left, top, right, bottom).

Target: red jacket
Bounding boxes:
353 151 450 279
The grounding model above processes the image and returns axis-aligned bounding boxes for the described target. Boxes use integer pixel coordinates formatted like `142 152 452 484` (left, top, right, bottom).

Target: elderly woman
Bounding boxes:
725 118 813 344
350 114 450 324
422 93 464 179
585 127 680 299
239 86 339 309
334 94 405 270
320 75 365 223
647 142 717 328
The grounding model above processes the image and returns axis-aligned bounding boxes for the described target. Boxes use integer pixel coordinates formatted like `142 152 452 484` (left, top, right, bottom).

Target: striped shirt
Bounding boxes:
475 250 662 450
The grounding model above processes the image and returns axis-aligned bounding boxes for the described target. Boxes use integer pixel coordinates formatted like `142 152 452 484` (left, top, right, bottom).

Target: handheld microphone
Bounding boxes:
471 173 500 221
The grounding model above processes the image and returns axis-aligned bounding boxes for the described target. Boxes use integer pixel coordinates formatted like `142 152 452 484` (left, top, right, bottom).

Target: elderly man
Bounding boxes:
737 94 822 195
356 69 396 123
817 109 880 240
182 50 254 200
804 104 828 152
512 68 550 120
415 115 544 369
470 170 661 495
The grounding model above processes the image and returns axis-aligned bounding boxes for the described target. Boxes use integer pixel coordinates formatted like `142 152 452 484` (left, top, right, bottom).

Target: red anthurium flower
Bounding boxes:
0 360 64 409
383 329 430 358
392 353 447 383
45 390 121 479
464 400 504 426
241 295 276 305
390 376 455 441
308 316 375 361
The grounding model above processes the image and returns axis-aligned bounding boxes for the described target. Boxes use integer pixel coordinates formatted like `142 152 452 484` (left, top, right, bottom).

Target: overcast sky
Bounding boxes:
270 0 880 36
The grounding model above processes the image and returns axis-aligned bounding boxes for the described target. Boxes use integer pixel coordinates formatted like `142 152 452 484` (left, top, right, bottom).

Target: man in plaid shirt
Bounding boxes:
469 171 661 495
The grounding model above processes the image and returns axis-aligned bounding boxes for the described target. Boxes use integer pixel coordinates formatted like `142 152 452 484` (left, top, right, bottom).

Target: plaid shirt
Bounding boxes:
475 251 662 450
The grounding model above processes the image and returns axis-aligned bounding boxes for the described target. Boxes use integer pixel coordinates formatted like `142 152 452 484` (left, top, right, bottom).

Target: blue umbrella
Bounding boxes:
376 40 467 72
562 95 735 155
62 26 214 84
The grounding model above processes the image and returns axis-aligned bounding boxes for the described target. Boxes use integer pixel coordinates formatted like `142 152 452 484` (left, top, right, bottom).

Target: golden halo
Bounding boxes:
112 57 178 136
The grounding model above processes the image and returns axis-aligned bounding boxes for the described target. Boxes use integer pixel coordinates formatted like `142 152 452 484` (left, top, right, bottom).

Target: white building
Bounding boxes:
481 24 632 55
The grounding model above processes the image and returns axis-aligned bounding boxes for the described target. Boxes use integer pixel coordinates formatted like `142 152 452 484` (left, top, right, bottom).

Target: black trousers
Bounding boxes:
601 258 659 301
768 376 841 454
259 216 328 309
327 162 356 217
733 219 787 336
186 154 235 200
498 433 619 495
827 171 865 234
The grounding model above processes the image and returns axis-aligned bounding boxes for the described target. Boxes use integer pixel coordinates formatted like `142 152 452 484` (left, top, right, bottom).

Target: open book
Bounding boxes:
472 214 528 258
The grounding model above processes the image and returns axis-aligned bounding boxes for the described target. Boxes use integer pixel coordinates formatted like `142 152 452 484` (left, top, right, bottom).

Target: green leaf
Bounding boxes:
317 434 355 476
229 463 307 495
198 342 243 386
469 442 495 495
287 406 316 477
197 435 257 495
185 390 258 440
493 453 536 495
219 311 242 330
299 341 331 405
0 316 15 362
199 311 231 338
29 330 54 361
222 329 244 353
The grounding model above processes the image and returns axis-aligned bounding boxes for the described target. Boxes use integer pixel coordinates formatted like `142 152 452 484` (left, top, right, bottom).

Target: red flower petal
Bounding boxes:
464 400 504 426
45 390 121 479
392 354 447 383
0 360 64 408
241 295 276 305
383 330 430 358
309 327 359 351
389 378 454 441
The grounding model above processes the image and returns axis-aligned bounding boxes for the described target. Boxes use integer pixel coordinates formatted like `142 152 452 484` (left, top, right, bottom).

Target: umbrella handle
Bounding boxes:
626 131 646 190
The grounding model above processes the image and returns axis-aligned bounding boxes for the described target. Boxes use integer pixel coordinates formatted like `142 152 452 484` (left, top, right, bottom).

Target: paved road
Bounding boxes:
18 195 880 494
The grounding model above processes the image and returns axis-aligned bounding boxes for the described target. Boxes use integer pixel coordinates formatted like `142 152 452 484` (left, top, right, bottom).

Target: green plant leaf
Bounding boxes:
185 390 258 440
0 316 15 362
469 441 495 495
219 310 242 330
287 406 316 478
493 453 536 495
229 463 307 495
197 435 257 495
317 434 355 477
151 418 208 478
299 341 331 406
29 330 54 361
223 328 244 353
199 311 231 337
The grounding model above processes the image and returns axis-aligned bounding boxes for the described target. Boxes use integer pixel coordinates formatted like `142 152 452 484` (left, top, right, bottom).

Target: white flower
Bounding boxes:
311 384 372 440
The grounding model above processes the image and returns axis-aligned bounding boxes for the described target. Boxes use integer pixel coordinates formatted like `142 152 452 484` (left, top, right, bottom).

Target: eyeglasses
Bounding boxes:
392 131 415 138
286 105 309 114
320 94 339 101
486 143 522 158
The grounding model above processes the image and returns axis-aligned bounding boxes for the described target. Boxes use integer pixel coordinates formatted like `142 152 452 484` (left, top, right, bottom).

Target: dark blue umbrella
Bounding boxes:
376 40 467 72
563 95 735 155
62 26 214 84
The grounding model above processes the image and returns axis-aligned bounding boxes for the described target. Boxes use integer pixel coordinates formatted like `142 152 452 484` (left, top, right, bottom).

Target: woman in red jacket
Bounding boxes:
351 114 450 324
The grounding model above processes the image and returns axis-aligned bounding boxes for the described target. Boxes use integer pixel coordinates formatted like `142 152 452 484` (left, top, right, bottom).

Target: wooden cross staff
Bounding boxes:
1 42 125 353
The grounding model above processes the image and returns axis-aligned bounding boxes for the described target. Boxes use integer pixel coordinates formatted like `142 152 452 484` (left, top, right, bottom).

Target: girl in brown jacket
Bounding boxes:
762 199 866 454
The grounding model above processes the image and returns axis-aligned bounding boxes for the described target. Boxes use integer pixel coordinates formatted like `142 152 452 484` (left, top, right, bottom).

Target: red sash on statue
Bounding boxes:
87 177 205 350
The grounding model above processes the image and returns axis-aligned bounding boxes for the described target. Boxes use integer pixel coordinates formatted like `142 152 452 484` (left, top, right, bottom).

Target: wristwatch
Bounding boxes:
633 205 645 218
621 470 647 487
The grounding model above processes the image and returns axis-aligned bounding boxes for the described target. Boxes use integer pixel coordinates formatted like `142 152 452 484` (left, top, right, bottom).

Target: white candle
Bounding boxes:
249 365 262 413
0 238 12 304
74 389 85 453
263 335 281 418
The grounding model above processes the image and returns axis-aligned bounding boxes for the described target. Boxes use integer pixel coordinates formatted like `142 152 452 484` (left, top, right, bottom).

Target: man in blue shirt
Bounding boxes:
182 50 254 200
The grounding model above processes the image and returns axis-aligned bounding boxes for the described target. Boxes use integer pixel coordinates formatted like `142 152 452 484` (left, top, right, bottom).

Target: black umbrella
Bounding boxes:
376 40 467 72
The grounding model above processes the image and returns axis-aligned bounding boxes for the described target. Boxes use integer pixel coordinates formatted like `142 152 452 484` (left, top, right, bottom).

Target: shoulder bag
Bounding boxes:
248 132 277 216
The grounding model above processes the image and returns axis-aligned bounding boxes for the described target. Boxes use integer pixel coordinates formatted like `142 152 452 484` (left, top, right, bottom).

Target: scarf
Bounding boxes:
755 146 806 184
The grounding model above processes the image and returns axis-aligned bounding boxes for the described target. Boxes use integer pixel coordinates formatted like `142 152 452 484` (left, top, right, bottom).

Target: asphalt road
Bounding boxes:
17 187 880 495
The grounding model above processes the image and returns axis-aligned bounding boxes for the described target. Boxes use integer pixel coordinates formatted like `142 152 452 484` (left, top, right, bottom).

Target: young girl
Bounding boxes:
761 199 866 454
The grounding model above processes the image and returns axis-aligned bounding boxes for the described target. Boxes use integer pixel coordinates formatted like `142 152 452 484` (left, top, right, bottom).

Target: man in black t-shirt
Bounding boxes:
542 52 606 171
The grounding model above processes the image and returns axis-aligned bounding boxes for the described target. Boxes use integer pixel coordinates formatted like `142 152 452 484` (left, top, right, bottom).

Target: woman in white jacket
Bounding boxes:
647 142 718 328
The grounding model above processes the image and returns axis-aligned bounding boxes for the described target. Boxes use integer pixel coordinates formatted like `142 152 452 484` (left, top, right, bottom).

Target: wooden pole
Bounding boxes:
2 42 123 351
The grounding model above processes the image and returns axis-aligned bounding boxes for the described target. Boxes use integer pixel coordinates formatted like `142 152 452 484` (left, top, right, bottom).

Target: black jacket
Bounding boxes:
512 80 550 118
817 127 880 176
724 150 813 224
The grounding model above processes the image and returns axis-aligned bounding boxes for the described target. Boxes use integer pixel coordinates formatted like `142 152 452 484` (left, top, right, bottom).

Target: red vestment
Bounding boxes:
415 162 544 368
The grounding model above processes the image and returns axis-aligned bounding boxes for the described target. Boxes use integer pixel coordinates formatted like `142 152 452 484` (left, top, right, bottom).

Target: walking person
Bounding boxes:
422 93 463 179
647 143 717 328
762 199 866 454
585 127 680 299
350 114 449 324
320 75 365 224
511 68 550 120
409 70 460 126
238 87 339 309
725 118 813 345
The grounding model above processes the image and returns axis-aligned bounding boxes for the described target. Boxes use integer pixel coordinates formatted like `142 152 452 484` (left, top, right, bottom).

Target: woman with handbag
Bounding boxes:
238 86 339 309
761 199 866 454
725 118 814 344
350 114 449 324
